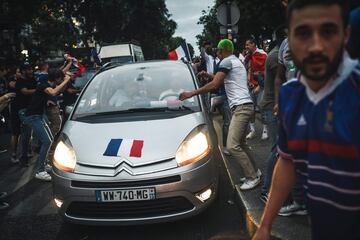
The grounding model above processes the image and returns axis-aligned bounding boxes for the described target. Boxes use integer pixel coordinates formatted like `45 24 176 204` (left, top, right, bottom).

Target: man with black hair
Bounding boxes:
23 69 71 181
244 38 268 141
201 41 217 75
16 64 37 167
253 0 359 239
259 25 287 203
273 0 308 218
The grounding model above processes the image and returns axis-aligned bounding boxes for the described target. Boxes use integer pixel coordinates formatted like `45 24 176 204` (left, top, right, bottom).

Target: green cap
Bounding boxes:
217 39 234 53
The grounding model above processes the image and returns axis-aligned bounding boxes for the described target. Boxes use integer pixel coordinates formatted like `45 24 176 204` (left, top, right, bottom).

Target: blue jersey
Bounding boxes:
278 54 360 240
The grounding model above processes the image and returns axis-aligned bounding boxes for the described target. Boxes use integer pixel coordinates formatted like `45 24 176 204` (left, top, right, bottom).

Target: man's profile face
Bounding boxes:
288 4 350 82
217 49 224 60
245 41 256 54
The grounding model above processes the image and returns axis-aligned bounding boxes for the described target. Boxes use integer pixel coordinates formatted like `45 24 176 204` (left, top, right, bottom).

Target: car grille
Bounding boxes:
71 175 181 188
66 197 194 219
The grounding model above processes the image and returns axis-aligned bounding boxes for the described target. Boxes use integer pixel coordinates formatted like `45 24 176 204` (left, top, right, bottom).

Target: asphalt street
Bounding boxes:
0 129 249 240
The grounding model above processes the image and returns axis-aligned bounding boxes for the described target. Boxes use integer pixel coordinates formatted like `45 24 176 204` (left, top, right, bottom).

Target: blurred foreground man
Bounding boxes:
253 0 360 240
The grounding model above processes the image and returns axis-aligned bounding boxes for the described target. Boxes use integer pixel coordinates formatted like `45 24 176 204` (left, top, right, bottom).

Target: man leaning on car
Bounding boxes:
180 39 261 191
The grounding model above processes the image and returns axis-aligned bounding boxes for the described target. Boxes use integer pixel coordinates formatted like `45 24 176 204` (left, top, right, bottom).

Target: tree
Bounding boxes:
197 0 285 52
73 0 177 59
1 0 178 62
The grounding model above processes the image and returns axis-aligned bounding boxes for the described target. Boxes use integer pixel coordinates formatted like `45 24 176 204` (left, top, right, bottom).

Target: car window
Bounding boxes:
72 62 200 118
73 70 97 89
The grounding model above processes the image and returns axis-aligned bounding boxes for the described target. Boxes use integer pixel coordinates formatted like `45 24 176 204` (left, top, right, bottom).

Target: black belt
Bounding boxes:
231 102 253 111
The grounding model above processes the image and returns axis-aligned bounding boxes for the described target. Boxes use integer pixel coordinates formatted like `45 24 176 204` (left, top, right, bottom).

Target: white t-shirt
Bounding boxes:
218 55 253 108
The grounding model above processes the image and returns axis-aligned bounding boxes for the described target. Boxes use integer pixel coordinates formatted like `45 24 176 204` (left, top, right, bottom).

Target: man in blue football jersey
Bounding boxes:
253 0 360 240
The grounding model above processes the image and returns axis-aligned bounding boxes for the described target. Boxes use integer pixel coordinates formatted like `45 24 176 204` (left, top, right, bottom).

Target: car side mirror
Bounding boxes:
210 96 225 112
65 106 74 116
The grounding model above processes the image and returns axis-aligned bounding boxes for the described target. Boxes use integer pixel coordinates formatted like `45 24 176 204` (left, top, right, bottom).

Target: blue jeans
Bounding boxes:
261 109 278 195
18 109 32 163
23 115 53 172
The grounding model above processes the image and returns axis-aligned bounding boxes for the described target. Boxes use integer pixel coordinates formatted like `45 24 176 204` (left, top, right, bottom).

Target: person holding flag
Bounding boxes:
168 40 191 61
62 53 86 77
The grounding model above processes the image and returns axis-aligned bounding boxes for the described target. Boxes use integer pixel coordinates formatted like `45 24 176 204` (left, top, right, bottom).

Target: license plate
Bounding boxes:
95 188 156 202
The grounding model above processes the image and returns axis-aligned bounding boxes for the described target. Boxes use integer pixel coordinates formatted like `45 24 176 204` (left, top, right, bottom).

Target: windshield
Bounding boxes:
72 62 200 119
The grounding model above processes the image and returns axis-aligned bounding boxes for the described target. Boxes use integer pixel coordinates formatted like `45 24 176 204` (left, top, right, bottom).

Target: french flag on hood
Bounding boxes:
64 53 86 77
103 139 144 158
168 40 191 61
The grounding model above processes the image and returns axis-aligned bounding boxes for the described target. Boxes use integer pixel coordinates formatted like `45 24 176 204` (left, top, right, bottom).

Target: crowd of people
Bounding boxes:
182 0 360 239
0 0 359 238
0 57 82 209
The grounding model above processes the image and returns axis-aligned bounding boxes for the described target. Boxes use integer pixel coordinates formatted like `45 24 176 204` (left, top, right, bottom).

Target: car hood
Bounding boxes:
63 112 206 170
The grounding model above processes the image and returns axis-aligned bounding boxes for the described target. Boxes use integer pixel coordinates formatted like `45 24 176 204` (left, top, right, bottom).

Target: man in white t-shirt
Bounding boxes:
180 39 261 190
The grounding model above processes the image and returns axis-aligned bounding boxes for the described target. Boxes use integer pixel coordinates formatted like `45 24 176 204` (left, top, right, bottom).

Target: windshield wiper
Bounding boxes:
74 107 195 120
94 108 168 116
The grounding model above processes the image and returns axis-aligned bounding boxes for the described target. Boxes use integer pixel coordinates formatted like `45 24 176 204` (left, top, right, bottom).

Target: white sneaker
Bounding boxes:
10 156 19 164
278 202 308 216
246 131 256 140
239 176 261 190
240 169 262 182
261 130 269 140
35 171 52 181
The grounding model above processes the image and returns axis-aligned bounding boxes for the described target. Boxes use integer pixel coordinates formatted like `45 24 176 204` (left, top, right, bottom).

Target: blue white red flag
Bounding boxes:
103 139 144 158
168 40 191 61
64 53 86 77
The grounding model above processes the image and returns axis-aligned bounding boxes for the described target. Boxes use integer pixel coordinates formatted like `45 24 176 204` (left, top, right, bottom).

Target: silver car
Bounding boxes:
52 60 219 225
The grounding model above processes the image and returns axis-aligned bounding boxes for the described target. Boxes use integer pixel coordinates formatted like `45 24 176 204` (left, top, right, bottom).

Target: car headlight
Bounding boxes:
53 136 77 172
175 125 211 167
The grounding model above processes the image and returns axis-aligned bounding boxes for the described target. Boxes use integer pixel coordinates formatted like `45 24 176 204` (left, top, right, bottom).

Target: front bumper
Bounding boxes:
52 157 218 225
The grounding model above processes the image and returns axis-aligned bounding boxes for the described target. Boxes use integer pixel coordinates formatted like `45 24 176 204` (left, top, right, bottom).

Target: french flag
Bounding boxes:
104 139 144 158
168 40 191 61
64 53 86 77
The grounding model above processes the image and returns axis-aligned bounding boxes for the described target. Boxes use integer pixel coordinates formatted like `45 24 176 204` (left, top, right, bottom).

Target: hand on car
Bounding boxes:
179 91 194 101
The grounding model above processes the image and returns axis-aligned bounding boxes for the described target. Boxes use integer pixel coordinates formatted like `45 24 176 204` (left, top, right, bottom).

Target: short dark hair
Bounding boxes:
20 63 32 71
48 68 64 82
246 37 257 46
287 0 350 28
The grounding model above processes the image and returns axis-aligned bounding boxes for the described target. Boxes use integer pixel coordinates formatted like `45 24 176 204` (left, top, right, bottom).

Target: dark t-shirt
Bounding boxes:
348 7 360 60
260 46 279 110
26 82 52 116
6 75 17 93
63 83 78 106
14 77 37 110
